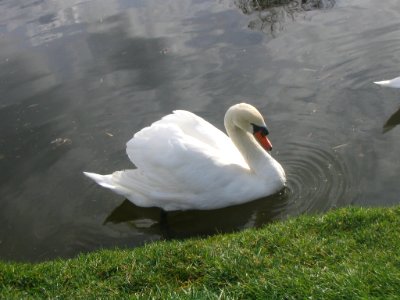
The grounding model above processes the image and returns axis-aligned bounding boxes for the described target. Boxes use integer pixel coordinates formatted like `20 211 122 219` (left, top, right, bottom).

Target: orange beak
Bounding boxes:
254 131 273 151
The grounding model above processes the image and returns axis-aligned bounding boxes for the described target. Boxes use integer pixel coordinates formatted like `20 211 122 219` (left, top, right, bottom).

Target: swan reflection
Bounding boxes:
104 189 288 239
383 106 400 134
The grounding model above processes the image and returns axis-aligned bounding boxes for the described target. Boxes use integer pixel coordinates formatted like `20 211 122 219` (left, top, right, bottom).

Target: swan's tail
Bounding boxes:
374 80 391 87
83 172 117 190
83 170 152 206
84 169 184 208
374 76 400 88
84 170 189 210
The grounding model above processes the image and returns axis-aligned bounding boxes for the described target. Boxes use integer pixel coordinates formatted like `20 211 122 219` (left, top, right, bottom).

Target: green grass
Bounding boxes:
1 206 400 299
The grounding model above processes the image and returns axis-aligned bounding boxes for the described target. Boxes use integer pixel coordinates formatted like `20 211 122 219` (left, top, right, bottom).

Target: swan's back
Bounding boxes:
127 110 247 171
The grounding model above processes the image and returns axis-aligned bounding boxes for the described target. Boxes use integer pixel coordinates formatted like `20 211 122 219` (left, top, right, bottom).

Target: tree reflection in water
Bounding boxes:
235 0 336 34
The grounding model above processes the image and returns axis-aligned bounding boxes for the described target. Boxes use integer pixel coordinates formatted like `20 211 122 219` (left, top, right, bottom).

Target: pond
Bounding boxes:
1 0 399 262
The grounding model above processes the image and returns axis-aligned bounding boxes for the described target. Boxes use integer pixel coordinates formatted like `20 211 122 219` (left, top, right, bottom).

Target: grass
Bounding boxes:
1 206 400 299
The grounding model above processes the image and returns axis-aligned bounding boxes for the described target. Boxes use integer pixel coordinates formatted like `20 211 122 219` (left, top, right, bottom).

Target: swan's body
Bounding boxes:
374 76 400 88
84 103 286 211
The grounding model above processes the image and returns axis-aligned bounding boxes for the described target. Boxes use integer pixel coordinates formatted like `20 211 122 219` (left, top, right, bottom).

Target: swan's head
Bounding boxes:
224 103 273 151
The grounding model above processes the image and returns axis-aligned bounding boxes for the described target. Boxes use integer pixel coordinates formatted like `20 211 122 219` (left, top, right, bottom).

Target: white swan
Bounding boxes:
84 103 286 211
374 76 400 88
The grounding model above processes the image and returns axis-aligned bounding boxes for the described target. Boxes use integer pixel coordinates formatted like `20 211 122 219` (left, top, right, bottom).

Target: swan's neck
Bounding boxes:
226 124 275 176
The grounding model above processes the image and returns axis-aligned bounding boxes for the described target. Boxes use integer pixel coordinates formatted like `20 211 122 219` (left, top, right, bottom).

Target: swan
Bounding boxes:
374 76 400 88
84 103 286 211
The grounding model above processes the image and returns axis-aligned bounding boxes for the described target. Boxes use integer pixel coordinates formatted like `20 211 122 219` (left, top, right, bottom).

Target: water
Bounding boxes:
0 0 399 262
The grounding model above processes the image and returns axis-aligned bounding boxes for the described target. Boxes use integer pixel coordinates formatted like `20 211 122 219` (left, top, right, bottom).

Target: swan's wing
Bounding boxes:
158 110 242 156
124 111 249 203
127 110 247 168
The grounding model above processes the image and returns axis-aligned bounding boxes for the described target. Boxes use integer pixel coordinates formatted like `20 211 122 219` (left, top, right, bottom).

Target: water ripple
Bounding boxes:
278 141 354 215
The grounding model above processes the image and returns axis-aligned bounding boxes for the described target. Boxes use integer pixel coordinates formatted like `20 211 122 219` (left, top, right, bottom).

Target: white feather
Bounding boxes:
374 76 400 88
84 104 286 211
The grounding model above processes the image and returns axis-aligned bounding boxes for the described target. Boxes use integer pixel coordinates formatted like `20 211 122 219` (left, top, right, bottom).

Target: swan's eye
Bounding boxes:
251 123 269 136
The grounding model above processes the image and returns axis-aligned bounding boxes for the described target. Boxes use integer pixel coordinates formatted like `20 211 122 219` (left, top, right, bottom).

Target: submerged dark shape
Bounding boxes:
235 0 336 34
383 106 400 134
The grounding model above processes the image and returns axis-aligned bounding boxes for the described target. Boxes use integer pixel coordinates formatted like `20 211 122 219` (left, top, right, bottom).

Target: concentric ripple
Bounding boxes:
276 141 356 216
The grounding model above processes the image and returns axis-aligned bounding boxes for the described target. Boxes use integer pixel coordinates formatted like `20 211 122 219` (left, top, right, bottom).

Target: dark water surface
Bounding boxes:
1 0 400 261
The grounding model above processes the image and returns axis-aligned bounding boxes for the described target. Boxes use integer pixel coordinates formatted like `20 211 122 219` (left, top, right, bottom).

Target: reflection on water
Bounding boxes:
105 191 288 239
1 0 122 47
1 0 400 262
383 106 400 133
235 0 335 34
